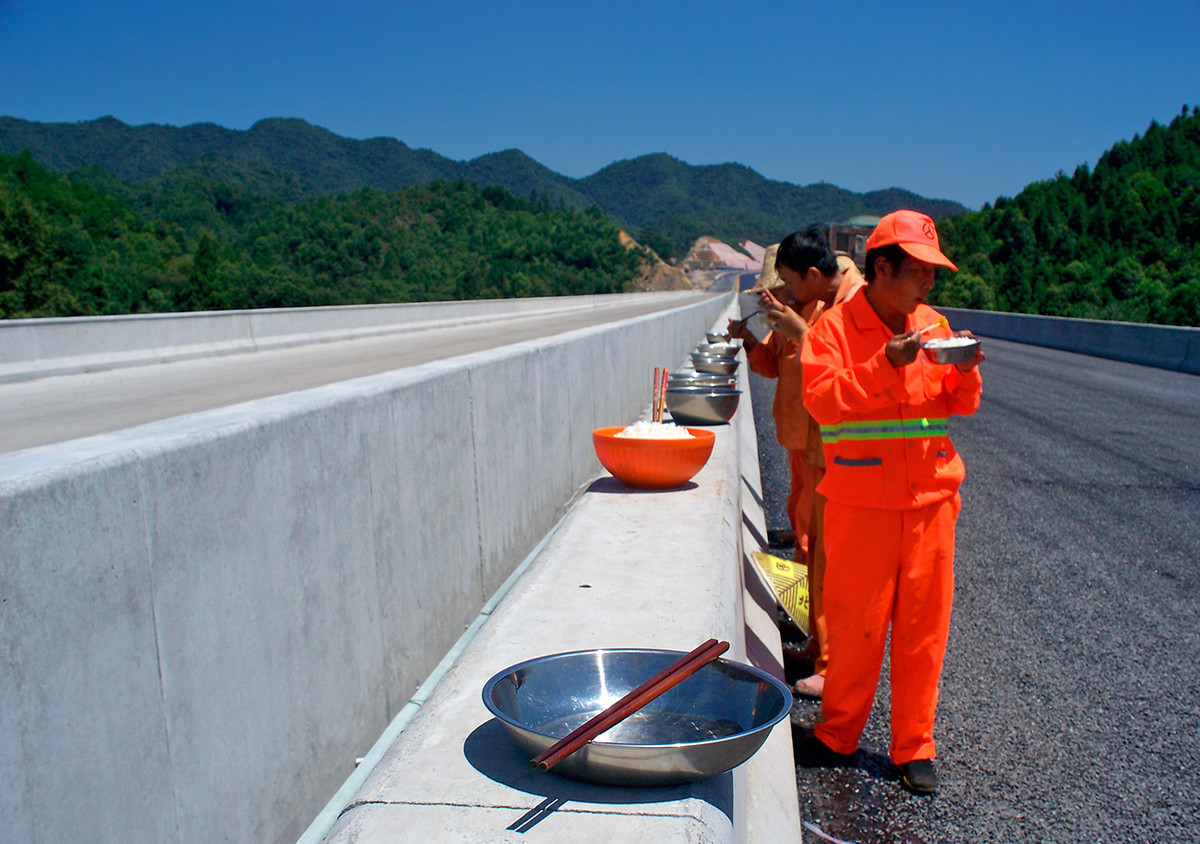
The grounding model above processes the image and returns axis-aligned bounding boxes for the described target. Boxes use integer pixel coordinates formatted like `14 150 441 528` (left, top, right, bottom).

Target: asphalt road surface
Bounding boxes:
707 269 758 294
743 291 1200 841
0 295 697 454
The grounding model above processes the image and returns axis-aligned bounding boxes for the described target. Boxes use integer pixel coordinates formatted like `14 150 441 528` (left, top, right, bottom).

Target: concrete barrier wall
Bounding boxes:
0 292 685 383
938 307 1200 375
318 319 801 842
0 291 731 844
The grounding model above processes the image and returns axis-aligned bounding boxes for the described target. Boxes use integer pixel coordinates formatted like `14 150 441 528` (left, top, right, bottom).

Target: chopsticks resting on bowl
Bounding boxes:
652 366 669 423
653 368 661 421
531 638 731 772
657 367 668 421
917 316 949 336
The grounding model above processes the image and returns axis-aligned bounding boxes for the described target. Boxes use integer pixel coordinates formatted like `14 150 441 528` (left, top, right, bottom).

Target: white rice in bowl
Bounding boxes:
922 336 977 348
616 420 694 439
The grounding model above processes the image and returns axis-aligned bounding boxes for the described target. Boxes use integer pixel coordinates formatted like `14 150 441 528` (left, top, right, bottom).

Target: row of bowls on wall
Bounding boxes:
590 330 744 490
490 330 786 787
665 331 742 426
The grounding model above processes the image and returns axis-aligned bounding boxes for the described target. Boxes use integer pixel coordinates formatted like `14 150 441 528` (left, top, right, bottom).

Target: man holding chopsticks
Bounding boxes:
798 210 983 795
729 241 815 559
729 227 864 700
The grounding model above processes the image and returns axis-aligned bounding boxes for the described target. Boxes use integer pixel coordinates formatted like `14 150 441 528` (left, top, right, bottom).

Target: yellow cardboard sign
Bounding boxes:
752 551 809 634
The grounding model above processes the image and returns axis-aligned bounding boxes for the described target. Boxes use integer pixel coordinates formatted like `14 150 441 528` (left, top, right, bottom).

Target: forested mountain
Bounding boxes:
0 151 649 318
933 106 1200 326
0 116 455 196
580 153 965 257
0 115 965 256
6 111 1199 325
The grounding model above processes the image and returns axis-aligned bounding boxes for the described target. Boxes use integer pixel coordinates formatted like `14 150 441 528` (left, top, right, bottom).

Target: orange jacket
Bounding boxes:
745 271 865 451
800 294 981 510
745 331 809 449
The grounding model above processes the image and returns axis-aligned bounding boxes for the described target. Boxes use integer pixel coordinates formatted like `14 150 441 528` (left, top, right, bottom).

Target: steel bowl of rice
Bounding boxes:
921 336 980 365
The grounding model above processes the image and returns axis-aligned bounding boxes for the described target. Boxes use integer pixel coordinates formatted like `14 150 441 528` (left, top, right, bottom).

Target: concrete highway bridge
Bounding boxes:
3 286 1199 843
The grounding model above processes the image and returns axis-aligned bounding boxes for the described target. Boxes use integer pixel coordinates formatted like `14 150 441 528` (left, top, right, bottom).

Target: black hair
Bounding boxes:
774 224 839 277
863 244 908 282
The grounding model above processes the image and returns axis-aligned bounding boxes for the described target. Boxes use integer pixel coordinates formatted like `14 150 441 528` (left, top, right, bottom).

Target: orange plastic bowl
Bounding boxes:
592 426 717 489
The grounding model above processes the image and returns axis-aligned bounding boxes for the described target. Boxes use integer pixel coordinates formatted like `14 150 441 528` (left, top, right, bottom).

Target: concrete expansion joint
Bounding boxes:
464 366 488 602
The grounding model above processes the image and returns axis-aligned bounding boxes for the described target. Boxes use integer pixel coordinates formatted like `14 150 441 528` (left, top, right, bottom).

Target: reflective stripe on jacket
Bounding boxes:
800 293 981 510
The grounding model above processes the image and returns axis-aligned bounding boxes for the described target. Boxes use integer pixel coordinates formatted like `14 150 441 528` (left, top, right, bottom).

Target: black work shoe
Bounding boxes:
794 732 855 768
898 758 938 794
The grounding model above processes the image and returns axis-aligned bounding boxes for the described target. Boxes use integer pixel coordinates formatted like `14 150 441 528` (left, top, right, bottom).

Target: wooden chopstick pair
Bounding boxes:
651 366 669 423
531 638 730 772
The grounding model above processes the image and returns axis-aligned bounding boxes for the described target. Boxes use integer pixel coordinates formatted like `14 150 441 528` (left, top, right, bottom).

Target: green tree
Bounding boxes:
936 107 1200 326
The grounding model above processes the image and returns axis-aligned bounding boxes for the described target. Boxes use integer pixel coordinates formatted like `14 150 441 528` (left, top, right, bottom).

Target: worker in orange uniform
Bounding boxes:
728 238 817 560
788 253 864 700
799 210 984 795
730 229 864 699
729 230 859 555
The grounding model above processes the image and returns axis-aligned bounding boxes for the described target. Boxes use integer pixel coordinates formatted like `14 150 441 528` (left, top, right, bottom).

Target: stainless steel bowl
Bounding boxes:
706 332 731 344
695 342 740 355
691 351 738 363
692 356 739 375
665 386 741 425
668 372 737 390
921 338 980 365
482 648 792 786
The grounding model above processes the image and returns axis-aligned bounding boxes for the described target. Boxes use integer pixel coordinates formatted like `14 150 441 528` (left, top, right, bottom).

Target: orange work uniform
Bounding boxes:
800 293 981 765
744 323 817 560
799 269 866 676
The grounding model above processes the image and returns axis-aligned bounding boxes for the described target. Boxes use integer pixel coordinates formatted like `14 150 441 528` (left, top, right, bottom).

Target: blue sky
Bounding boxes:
1 0 1197 210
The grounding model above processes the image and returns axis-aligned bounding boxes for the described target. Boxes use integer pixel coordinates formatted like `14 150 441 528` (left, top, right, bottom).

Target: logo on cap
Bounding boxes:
922 221 936 240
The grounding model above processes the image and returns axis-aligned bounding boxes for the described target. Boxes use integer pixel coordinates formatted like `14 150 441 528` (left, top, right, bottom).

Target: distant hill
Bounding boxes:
579 153 965 256
459 149 595 210
0 150 655 318
0 115 967 257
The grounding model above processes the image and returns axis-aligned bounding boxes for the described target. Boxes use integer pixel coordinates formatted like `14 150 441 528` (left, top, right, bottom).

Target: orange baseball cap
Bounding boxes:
865 210 958 271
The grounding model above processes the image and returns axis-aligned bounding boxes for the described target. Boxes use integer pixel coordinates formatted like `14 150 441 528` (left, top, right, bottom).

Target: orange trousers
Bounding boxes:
805 483 828 676
786 449 815 561
813 495 959 765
